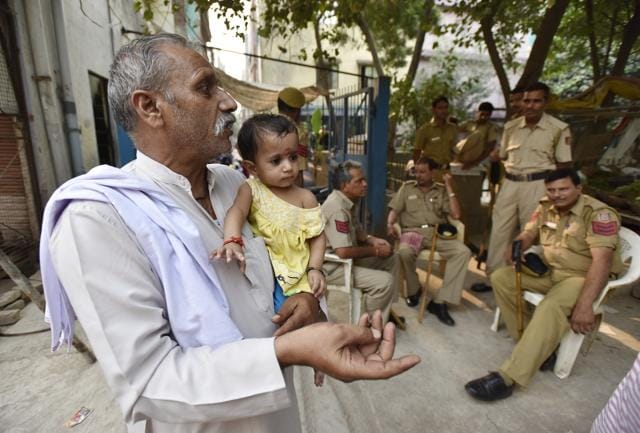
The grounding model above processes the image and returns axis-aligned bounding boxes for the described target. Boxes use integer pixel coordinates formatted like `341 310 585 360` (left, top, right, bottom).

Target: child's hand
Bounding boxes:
307 269 326 298
211 242 246 273
313 369 325 387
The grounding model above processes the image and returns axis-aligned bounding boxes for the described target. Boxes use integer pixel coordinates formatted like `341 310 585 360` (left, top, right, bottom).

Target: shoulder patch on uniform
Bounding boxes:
565 135 571 145
335 220 349 233
592 221 618 236
595 211 612 222
529 210 539 222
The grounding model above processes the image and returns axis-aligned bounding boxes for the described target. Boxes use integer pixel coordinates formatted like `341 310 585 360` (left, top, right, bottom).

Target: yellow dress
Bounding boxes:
247 178 325 296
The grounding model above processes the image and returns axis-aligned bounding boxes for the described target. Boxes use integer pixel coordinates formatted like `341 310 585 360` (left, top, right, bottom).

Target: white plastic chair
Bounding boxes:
491 226 640 379
324 252 363 324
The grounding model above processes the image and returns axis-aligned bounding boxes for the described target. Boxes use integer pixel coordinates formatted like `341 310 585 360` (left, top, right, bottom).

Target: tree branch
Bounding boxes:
516 0 570 88
480 14 511 113
584 0 601 81
354 12 385 77
611 0 640 76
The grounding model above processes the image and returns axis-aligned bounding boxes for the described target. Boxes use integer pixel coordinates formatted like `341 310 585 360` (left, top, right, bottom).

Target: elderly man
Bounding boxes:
465 168 623 401
322 160 403 327
387 157 471 326
481 82 573 292
40 34 419 433
412 96 458 168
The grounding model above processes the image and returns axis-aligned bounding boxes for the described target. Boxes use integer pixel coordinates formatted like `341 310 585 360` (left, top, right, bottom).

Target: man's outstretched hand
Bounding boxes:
274 310 420 382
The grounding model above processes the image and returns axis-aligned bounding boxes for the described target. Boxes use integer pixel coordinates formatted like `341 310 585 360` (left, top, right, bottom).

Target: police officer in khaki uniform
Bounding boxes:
485 82 572 279
451 102 499 238
322 160 402 326
387 157 471 326
413 96 458 168
277 87 309 187
466 168 623 401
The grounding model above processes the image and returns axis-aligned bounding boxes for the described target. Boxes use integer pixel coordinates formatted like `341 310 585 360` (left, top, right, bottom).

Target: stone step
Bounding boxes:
0 290 21 308
0 309 20 326
5 299 26 311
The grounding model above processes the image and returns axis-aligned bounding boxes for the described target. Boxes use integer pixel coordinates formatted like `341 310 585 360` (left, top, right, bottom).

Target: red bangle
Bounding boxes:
223 236 244 247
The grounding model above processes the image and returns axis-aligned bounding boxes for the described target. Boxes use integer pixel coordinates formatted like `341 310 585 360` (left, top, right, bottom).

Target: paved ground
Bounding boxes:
1 262 638 433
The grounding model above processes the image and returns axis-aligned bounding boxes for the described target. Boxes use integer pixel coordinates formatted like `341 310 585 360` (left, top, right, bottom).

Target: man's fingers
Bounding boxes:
346 355 421 381
377 322 397 361
357 313 370 327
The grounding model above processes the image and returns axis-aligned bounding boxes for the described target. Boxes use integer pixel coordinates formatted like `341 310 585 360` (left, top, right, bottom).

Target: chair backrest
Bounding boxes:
595 226 640 307
615 227 640 286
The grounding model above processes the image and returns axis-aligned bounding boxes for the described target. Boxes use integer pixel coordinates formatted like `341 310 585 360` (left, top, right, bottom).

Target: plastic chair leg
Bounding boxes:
554 330 585 379
491 307 501 332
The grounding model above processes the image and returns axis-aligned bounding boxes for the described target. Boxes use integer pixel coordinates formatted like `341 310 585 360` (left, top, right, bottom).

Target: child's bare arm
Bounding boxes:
211 183 253 271
307 233 326 298
302 189 326 297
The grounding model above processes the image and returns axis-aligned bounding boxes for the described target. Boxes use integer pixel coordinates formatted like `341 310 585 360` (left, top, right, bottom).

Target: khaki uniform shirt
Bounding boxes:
414 119 458 165
499 113 572 175
322 190 366 250
524 194 624 277
388 181 451 239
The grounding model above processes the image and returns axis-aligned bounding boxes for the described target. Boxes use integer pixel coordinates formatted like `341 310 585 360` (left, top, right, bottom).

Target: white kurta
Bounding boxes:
49 152 302 433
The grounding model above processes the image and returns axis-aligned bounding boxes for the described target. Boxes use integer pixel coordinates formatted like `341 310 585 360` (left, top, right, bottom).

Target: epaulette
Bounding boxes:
544 113 569 130
503 117 522 131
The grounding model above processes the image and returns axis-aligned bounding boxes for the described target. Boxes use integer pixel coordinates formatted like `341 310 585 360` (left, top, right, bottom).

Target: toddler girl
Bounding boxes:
213 113 326 313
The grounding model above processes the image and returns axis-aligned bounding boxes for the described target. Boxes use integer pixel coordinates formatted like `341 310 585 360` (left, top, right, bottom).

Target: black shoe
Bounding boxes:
471 282 492 292
405 294 420 308
540 349 558 372
389 310 406 331
427 301 455 326
465 372 514 402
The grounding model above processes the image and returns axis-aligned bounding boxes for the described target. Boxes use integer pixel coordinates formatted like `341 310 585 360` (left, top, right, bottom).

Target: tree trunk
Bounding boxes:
610 0 640 76
312 17 337 157
388 0 434 156
516 0 570 88
480 14 511 115
584 0 601 81
354 12 385 77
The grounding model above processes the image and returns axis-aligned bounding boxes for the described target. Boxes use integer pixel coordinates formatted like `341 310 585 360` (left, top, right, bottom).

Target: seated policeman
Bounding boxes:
322 160 402 326
387 156 471 326
465 168 624 401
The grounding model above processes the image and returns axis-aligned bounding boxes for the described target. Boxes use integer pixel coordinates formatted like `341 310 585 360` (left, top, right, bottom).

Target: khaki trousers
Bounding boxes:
324 254 398 322
452 174 485 239
397 238 471 305
491 266 584 387
486 179 547 275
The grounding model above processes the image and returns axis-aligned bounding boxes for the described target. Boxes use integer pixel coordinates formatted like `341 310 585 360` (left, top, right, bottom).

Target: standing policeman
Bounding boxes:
485 82 572 281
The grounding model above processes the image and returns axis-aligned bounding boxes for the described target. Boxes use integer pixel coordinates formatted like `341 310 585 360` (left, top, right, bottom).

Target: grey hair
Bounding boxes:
108 33 194 133
331 160 362 190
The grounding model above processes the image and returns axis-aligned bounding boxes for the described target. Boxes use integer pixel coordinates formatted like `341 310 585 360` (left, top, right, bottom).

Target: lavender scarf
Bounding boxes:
40 165 243 351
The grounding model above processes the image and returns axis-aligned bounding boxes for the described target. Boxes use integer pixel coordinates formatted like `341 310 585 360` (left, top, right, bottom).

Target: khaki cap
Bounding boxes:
278 87 306 108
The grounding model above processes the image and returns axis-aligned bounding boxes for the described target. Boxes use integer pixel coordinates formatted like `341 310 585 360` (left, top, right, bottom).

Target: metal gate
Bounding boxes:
317 78 390 234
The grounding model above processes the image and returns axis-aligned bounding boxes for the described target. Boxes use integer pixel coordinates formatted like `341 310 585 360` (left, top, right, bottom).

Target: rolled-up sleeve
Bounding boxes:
49 201 290 425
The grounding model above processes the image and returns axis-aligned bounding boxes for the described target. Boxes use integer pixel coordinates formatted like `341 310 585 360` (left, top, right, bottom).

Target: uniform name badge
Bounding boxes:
544 221 557 230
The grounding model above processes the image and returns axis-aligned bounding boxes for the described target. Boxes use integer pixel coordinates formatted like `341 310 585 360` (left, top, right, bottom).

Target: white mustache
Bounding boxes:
213 112 236 136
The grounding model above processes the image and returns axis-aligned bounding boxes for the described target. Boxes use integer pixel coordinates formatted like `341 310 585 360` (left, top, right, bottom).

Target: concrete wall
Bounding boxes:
10 0 179 203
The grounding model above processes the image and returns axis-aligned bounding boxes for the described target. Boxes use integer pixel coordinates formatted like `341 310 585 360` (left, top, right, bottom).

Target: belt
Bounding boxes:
405 224 435 230
505 170 551 182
